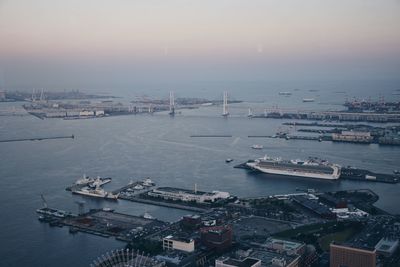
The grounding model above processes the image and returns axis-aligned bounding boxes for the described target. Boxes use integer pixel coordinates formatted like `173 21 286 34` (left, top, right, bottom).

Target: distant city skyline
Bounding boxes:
1 0 400 88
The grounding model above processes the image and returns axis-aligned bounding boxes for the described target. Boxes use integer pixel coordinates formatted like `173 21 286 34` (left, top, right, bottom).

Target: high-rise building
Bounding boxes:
200 225 233 252
330 243 376 267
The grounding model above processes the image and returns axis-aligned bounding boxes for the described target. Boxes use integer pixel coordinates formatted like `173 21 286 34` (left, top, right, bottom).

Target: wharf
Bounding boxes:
341 168 399 184
40 209 168 242
283 122 352 128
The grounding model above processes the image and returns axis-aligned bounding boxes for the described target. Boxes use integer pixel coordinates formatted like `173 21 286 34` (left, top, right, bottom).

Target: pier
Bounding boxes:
190 135 233 138
0 135 74 143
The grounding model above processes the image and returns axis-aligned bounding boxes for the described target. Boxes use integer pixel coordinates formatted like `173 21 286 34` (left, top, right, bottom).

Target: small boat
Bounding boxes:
102 207 114 212
134 184 144 190
143 211 154 220
142 178 155 187
252 144 263 149
302 98 315 102
226 158 233 163
75 174 94 185
394 170 400 175
279 92 292 96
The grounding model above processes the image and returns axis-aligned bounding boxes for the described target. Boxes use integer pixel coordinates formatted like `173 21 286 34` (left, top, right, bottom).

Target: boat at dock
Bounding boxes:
142 178 155 187
246 155 341 180
73 186 119 200
87 177 112 188
36 207 72 218
143 211 154 220
75 175 111 186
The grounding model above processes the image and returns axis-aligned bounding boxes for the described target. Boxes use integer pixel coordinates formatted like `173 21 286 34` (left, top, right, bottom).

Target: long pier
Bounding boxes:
190 135 232 138
0 135 74 143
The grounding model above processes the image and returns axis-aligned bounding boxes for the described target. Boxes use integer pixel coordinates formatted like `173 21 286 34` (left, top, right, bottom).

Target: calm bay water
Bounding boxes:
0 83 399 266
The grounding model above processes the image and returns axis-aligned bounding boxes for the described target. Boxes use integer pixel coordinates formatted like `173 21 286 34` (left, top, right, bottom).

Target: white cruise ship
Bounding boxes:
246 155 341 180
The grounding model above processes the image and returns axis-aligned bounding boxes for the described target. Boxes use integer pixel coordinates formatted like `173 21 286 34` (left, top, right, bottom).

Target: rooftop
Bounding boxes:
155 187 208 195
218 257 261 267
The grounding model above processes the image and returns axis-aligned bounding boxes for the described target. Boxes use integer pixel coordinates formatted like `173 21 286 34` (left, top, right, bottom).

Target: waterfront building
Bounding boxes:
162 235 195 253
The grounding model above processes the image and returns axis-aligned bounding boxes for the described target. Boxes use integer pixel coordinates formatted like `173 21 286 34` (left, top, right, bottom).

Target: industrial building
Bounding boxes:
148 187 230 203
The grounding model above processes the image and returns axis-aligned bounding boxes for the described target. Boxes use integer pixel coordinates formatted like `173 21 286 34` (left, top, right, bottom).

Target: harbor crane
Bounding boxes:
40 194 48 208
75 200 85 215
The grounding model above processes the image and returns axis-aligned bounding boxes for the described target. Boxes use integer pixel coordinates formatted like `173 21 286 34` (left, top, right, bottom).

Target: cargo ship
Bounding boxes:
246 155 341 180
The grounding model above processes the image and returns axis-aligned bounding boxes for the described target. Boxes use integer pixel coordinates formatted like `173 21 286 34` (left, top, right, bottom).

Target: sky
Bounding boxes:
0 0 400 90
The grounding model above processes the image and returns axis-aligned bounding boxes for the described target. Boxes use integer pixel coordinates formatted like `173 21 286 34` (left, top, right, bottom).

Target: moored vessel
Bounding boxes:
246 155 341 180
73 186 119 200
